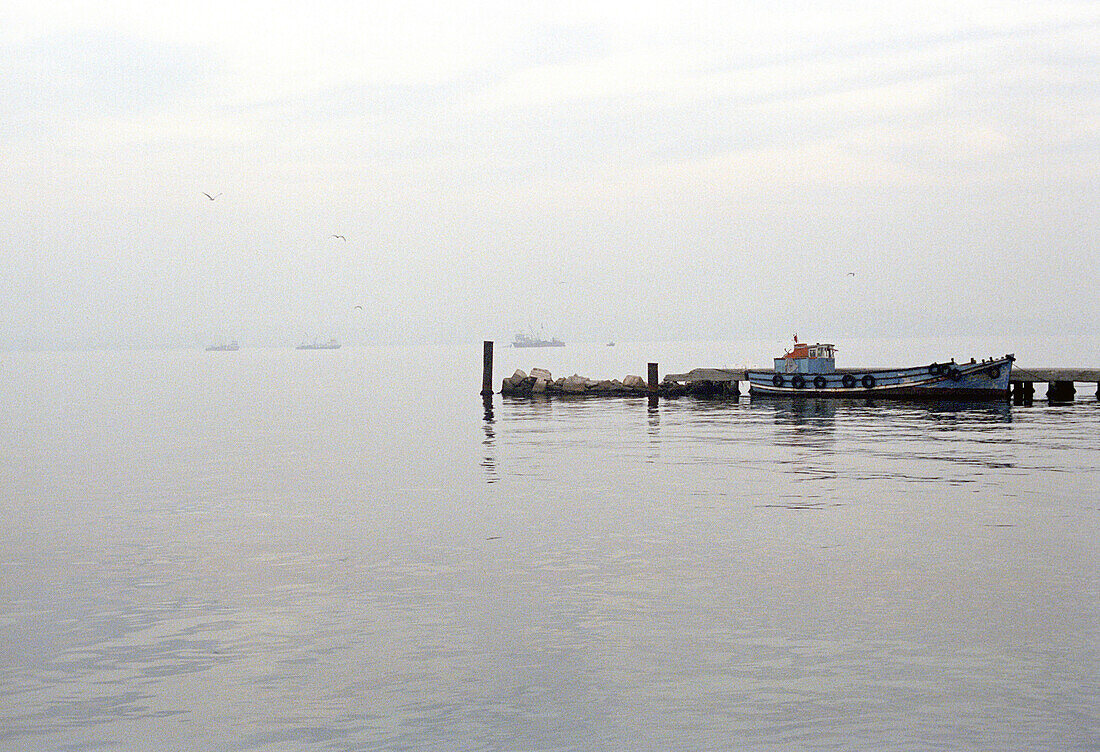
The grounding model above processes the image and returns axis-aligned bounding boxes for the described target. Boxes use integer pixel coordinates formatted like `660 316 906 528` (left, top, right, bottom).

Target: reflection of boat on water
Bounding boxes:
512 332 565 348
771 396 839 424
206 341 239 351
296 338 341 350
753 393 1012 449
748 336 1013 400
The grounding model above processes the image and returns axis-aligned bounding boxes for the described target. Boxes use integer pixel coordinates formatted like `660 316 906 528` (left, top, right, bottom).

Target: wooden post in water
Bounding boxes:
648 363 659 396
481 341 494 397
1048 380 1075 403
1012 381 1037 405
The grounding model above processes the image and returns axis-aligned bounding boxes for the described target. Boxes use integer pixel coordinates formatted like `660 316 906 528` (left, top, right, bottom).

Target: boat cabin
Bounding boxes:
774 337 836 374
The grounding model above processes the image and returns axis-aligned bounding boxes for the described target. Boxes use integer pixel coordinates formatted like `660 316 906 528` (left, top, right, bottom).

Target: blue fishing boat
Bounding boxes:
748 337 1013 400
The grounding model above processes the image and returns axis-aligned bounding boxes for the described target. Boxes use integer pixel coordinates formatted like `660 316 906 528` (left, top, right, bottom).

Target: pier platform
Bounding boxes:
661 367 1100 403
663 367 1100 384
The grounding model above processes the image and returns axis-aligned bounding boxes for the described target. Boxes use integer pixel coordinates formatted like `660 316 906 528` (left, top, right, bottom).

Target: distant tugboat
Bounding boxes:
512 332 565 348
748 336 1013 399
296 338 341 350
206 341 239 351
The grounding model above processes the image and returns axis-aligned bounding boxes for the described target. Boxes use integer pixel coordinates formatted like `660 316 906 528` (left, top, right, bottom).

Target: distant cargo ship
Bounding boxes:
296 339 341 350
206 341 239 351
512 332 565 348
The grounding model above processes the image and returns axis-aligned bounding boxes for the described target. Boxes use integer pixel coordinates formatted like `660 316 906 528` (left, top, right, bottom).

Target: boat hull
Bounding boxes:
748 356 1013 400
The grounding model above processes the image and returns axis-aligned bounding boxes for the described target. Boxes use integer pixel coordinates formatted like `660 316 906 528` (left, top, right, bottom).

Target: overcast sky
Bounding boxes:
2 0 1097 349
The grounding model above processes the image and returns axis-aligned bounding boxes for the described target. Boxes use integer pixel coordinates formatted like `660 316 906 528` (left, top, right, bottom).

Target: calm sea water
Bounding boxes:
1 340 1098 751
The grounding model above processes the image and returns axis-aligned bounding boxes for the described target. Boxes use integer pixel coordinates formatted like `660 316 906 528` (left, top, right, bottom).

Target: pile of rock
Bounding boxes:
501 368 650 397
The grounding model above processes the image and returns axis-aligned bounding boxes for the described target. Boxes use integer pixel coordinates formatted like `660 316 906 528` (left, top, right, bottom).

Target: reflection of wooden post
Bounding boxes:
481 341 494 397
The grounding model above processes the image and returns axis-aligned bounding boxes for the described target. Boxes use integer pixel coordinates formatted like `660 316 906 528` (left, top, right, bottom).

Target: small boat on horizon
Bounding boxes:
206 341 239 351
296 338 341 350
747 336 1013 400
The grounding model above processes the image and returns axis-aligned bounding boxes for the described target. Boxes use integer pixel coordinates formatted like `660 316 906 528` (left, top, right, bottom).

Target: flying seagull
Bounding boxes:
203 192 221 201
331 234 347 241
846 272 856 276
354 305 363 310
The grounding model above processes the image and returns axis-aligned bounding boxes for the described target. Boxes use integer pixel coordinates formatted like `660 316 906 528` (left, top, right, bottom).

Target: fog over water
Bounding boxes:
3 1 1099 747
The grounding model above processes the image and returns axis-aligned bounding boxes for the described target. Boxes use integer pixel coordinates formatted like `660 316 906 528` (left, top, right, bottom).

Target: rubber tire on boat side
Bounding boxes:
842 374 856 389
772 374 785 387
813 375 827 389
861 374 876 389
948 368 962 381
929 362 942 375
987 365 1000 378
792 375 805 389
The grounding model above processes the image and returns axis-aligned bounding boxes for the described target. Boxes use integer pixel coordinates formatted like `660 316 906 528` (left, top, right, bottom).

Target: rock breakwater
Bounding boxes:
501 368 650 397
499 368 743 398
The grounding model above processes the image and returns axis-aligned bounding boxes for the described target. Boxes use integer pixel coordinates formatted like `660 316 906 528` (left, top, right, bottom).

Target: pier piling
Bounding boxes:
481 341 494 397
1048 380 1075 403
